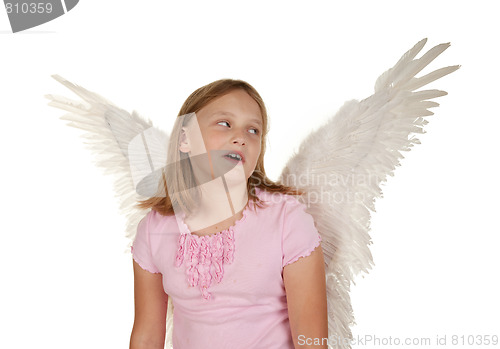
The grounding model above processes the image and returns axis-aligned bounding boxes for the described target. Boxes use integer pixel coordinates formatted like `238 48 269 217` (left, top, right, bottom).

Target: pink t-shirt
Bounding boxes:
131 187 322 349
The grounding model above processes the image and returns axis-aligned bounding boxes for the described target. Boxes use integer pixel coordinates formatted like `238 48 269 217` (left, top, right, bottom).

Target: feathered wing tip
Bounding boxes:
280 39 458 348
46 75 168 249
375 39 460 92
374 38 428 91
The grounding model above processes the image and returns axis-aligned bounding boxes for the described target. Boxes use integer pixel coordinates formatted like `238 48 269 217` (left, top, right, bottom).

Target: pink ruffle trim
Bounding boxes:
175 229 235 300
175 206 249 300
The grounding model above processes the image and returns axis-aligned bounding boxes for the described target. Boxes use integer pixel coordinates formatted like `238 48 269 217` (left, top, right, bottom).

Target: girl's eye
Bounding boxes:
217 121 260 135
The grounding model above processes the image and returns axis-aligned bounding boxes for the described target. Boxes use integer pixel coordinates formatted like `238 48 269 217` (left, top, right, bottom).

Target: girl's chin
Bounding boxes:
222 163 247 185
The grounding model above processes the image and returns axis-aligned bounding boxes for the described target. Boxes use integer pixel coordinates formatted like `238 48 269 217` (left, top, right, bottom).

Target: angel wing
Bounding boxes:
278 38 459 348
45 76 176 348
45 75 169 246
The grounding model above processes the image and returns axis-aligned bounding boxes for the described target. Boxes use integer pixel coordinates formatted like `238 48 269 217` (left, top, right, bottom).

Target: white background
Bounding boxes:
1 1 499 348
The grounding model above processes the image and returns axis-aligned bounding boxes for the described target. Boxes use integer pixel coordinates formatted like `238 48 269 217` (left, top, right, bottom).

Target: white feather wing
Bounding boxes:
279 38 459 348
45 74 169 247
46 75 175 348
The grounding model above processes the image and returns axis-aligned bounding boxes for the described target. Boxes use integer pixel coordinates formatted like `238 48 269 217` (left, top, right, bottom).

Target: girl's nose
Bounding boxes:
231 129 246 145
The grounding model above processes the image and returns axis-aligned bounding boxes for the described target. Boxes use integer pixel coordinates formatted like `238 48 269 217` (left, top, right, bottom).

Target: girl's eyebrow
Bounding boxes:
211 111 262 127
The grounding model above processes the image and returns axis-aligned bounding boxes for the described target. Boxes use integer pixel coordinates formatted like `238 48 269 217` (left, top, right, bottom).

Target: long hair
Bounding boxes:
135 78 303 216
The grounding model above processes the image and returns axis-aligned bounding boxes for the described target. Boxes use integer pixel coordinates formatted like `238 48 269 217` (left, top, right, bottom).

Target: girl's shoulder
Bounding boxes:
139 208 178 233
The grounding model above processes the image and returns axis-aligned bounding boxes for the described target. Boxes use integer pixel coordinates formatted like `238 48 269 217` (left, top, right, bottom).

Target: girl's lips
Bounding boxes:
224 155 243 164
224 151 245 163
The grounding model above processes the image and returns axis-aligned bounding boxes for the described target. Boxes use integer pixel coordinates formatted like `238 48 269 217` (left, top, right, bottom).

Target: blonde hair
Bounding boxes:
135 78 303 216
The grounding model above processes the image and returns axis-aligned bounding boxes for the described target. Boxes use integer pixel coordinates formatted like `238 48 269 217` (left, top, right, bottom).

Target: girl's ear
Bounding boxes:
179 127 190 153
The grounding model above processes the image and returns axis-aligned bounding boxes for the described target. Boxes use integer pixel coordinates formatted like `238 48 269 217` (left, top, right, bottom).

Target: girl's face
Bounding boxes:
180 89 263 181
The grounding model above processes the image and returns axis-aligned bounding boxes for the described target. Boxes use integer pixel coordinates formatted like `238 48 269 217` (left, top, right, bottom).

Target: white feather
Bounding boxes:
45 74 169 246
46 75 176 348
279 39 459 348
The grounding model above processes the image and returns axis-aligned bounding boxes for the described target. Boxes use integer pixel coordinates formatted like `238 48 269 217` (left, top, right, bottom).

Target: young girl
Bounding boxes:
129 79 328 348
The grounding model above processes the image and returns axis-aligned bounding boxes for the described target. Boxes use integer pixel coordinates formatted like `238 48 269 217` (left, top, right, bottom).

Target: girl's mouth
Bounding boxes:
224 152 244 163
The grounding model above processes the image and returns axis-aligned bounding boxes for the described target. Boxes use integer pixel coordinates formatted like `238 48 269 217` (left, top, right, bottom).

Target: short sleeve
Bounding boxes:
282 198 322 268
131 211 160 274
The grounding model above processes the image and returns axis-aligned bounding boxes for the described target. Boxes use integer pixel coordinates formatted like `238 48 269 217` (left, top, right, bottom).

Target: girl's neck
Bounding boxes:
187 207 246 237
183 176 248 236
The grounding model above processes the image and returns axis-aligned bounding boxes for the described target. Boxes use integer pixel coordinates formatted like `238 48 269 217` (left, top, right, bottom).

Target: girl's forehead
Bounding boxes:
209 110 263 127
198 91 263 122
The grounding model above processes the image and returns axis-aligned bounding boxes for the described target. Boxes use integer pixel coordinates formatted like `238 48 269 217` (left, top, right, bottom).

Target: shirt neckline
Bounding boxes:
176 199 252 238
